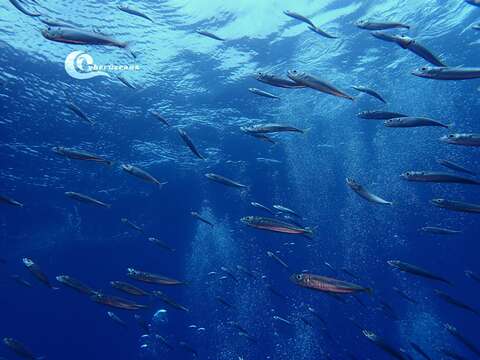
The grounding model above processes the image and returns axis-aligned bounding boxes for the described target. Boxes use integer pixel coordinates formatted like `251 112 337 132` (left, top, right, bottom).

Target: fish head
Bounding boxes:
290 273 309 285
41 26 63 41
440 133 460 144
286 70 304 82
121 164 133 172
411 65 437 78
400 171 419 180
3 338 13 346
362 330 377 340
444 323 456 332
240 216 255 225
254 72 267 81
51 146 63 154
345 178 360 190
387 260 400 268
430 198 445 206
126 268 136 275
22 257 34 267
354 19 368 28
56 275 67 282
204 173 215 180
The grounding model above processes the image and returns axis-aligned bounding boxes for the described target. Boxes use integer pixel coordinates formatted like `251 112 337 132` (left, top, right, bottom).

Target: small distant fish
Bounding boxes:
116 74 136 89
267 251 289 268
393 287 418 304
3 337 44 360
439 348 468 360
431 198 480 214
346 178 392 205
412 66 480 80
121 218 144 233
215 296 236 309
121 164 167 187
291 273 371 294
148 237 175 252
444 323 480 358
401 171 479 185
273 315 292 326
56 275 96 295
91 293 147 310
220 266 238 283
241 123 305 134
352 85 386 103
248 87 279 99
307 306 327 325
324 262 336 273
191 211 214 226
465 270 480 283
255 72 305 89
388 260 451 285
362 330 409 360
23 258 57 289
0 194 23 207
308 25 337 39
110 281 150 296
178 129 205 160
435 290 480 317
65 192 111 208
437 159 475 175
52 146 112 165
283 10 315 27
127 268 185 285
385 117 450 128
205 173 248 189
420 226 461 235
273 205 300 218
251 201 274 214
440 133 480 147
107 311 127 327
236 265 257 279
357 110 408 120
241 216 313 237
117 4 153 22
153 291 189 312
196 29 224 41
8 0 40 17
287 70 354 100
66 101 93 125
256 157 281 164
42 27 128 48
355 20 409 30
151 111 170 127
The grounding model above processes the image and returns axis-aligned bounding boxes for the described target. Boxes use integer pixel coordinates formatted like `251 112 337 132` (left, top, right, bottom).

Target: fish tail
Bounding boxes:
304 227 315 239
446 122 455 128
158 181 168 189
365 287 374 296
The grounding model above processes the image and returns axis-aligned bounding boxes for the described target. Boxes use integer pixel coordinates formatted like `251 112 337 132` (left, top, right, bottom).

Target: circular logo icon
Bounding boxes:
64 51 109 80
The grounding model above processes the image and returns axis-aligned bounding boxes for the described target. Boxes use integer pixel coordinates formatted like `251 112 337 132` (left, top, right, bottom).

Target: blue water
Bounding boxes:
1 0 480 359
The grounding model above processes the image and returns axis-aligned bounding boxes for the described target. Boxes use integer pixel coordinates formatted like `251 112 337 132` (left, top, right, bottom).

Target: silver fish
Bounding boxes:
431 198 480 214
355 20 409 30
346 178 392 205
440 133 480 147
196 30 224 41
420 226 461 235
352 85 386 103
248 87 280 99
118 5 153 22
401 171 480 185
287 70 354 100
385 117 450 128
205 173 248 189
65 192 111 208
412 66 480 80
121 164 167 187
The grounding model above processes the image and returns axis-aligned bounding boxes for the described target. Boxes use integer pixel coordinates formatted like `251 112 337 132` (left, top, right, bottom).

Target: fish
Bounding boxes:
273 315 292 326
205 173 248 189
148 237 175 251
362 330 409 360
409 342 432 360
191 212 214 226
52 146 112 165
241 123 305 134
256 157 281 164
346 178 392 205
110 281 150 296
291 273 371 294
107 311 127 327
56 275 96 295
412 66 480 80
308 25 337 39
357 110 408 120
465 270 480 283
248 87 280 99
440 133 480 147
42 27 128 48
387 260 451 285
121 218 144 233
420 226 461 235
196 30 224 41
255 72 305 89
384 117 450 128
116 74 136 89
8 0 41 17
238 331 257 343
273 205 300 217
431 198 480 214
236 265 257 279
307 306 327 326
3 338 44 360
283 10 315 27
352 85 386 103
371 32 446 67
216 296 236 309
121 164 167 187
153 291 189 312
324 262 336 273
179 341 198 357
473 23 480 30
435 290 480 317
355 20 409 30
178 129 205 160
65 192 111 208
22 258 58 289
11 275 32 288
267 251 289 268
445 323 480 358
437 159 475 175
250 202 274 214
66 101 93 125
287 70 354 100
466 0 480 6
127 268 185 285
91 293 147 310
246 132 276 144
401 171 479 185
393 287 418 304
220 266 238 283
151 111 170 127
241 216 313 237
0 194 23 207
118 5 153 22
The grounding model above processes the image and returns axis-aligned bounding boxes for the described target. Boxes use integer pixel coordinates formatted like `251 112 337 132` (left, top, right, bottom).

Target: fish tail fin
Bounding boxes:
158 181 168 189
302 127 312 134
304 227 315 239
447 122 455 128
365 287 374 296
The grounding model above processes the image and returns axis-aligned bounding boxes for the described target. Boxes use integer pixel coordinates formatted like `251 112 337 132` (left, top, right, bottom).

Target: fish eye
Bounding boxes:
405 172 410 176
448 134 454 138
421 67 426 71
296 274 302 280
